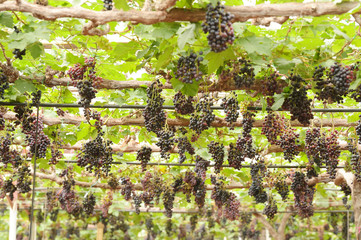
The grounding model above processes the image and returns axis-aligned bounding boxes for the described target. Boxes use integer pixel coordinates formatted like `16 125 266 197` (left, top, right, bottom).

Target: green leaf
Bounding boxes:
155 47 173 70
13 79 36 94
271 94 285 111
66 52 84 64
77 122 91 141
205 47 236 73
181 80 200 96
350 71 361 90
170 78 185 92
114 0 130 10
111 41 139 61
27 41 44 59
237 36 273 56
0 12 13 28
177 24 196 50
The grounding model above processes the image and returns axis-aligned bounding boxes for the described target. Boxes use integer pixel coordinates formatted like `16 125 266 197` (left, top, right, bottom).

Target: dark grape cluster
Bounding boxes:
136 146 152 172
305 128 326 167
50 145 63 165
175 52 204 84
278 128 300 162
173 92 194 115
291 171 315 218
132 192 142 215
25 118 51 159
248 160 267 203
143 80 166 134
340 183 351 209
202 2 234 52
77 130 113 177
107 174 119 190
259 70 284 106
14 105 35 133
275 178 289 202
46 191 58 212
58 169 82 217
176 135 194 164
236 112 256 159
0 179 16 200
68 57 101 108
263 196 277 219
211 176 230 212
121 177 134 201
0 69 9 99
156 130 175 159
162 186 175 218
189 94 215 135
103 0 113 10
221 92 239 126
223 192 241 221
12 27 26 60
184 171 206 209
261 112 286 144
348 140 361 182
49 209 59 222
83 193 96 216
227 143 244 169
287 73 313 125
208 141 225 174
329 63 355 97
0 133 21 166
194 155 210 180
15 165 31 193
233 59 255 88
324 130 340 179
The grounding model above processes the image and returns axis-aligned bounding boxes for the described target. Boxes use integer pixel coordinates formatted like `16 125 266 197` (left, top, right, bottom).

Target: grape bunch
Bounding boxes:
77 130 113 177
0 69 9 99
275 178 289 202
136 146 152 172
233 59 255 88
194 155 210 180
324 130 340 179
224 192 241 221
0 133 20 166
211 176 230 211
162 187 175 218
15 165 31 193
329 63 355 97
14 105 35 133
259 70 284 106
50 145 63 165
107 174 119 190
263 196 278 219
278 128 300 162
121 177 134 201
12 27 26 60
101 191 113 218
227 143 244 169
76 79 97 107
305 128 326 166
83 193 96 216
261 112 286 144
202 2 235 52
25 118 51 159
248 160 267 203
46 191 58 212
0 179 16 200
236 112 256 159
287 73 313 125
348 140 361 182
221 92 239 126
175 136 194 164
175 52 204 84
58 170 82 217
340 183 351 208
189 94 215 135
156 130 175 159
173 92 194 115
132 192 142 215
103 0 113 10
208 141 225 173
143 80 166 134
291 171 315 218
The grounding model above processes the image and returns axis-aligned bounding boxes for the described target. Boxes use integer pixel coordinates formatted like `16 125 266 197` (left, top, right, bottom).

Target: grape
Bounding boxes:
275 178 289 202
227 143 244 169
143 80 166 134
136 146 152 172
175 136 194 164
156 130 175 160
12 27 26 60
202 2 235 52
278 128 300 162
194 155 210 180
175 53 204 84
221 92 239 126
356 116 361 144
103 0 113 10
173 92 194 115
263 196 277 219
162 187 175 218
208 141 225 174
261 111 286 145
233 59 255 88
0 69 9 99
132 192 142 215
83 193 96 216
189 94 215 135
348 139 361 182
291 171 315 218
120 177 134 201
248 160 267 204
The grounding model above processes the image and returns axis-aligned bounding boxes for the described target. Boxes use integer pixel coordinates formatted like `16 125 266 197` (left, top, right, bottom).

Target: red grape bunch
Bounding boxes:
175 52 204 84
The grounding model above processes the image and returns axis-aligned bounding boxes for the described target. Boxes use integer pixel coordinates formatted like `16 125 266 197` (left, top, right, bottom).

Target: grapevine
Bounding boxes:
136 146 152 172
208 141 225 174
221 92 240 126
173 92 195 115
175 52 204 84
189 94 215 135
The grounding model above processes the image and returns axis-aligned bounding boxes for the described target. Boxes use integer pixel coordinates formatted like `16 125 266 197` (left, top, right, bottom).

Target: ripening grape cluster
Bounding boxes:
25 118 51 159
175 52 204 84
103 0 113 10
236 112 256 159
356 116 361 143
202 2 235 52
195 155 210 180
348 140 361 182
275 178 289 202
162 187 175 218
58 169 82 217
175 135 195 163
261 112 286 145
121 177 134 201
136 146 152 172
221 92 239 126
156 130 175 160
259 70 283 106
305 128 326 167
324 130 340 179
68 57 101 108
263 196 277 219
143 80 166 134
83 193 96 216
248 160 267 203
208 141 225 174
227 143 244 169
233 59 255 88
173 92 194 115
189 94 215 135
291 171 315 218
77 130 113 177
0 69 9 99
286 73 313 125
278 128 300 162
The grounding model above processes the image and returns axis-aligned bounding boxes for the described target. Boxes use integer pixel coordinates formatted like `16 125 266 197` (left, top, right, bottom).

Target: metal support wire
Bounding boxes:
1 101 361 112
29 104 40 240
48 159 345 169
